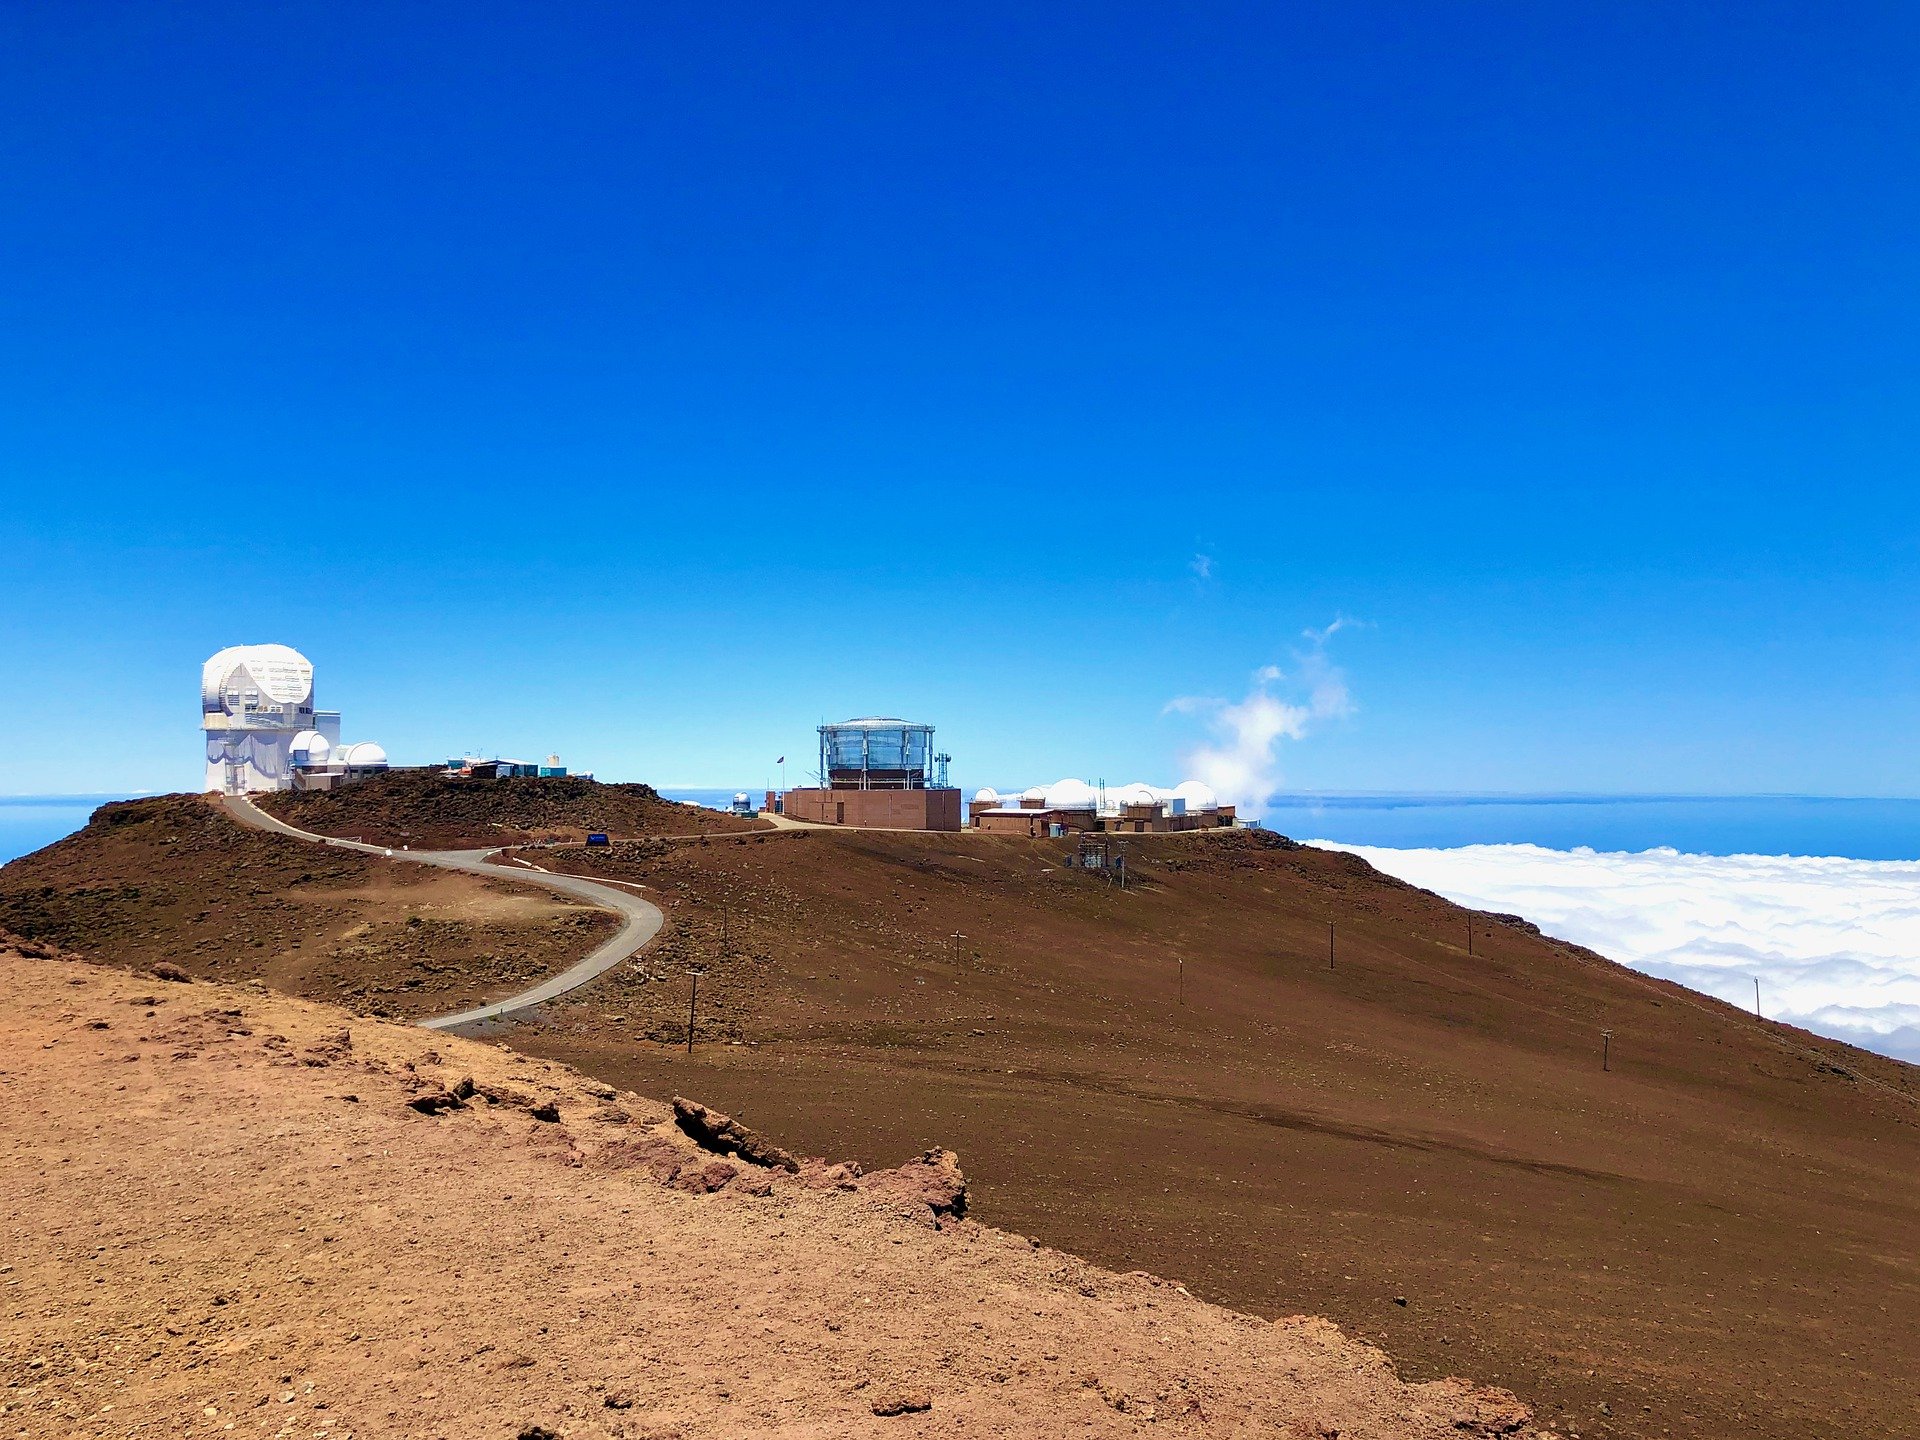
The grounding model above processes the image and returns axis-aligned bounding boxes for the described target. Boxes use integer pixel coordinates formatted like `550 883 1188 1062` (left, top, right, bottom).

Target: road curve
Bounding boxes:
221 795 662 1030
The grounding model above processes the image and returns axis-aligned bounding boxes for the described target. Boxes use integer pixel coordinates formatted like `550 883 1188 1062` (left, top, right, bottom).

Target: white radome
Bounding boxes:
1173 779 1219 812
1021 786 1047 802
201 643 314 711
338 741 388 767
973 787 1001 804
290 730 331 766
1044 778 1098 811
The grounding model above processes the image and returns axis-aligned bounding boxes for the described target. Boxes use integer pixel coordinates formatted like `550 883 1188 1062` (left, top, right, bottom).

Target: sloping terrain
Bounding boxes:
256 769 768 848
0 942 1531 1439
6 803 1917 1437
0 796 615 1019
501 828 1920 1440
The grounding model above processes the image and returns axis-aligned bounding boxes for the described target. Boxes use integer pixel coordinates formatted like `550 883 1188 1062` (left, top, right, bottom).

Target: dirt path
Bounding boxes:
222 795 664 1030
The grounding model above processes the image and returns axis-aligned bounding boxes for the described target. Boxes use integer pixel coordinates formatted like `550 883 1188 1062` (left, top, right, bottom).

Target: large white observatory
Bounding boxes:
201 645 387 795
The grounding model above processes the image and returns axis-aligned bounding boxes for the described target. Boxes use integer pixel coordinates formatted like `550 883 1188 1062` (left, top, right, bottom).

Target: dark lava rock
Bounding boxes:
151 963 192 983
671 1095 799 1172
870 1390 933 1416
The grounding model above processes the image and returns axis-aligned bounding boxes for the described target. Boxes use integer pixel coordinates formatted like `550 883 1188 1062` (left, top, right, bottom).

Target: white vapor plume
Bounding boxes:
1317 841 1920 1064
1165 623 1355 820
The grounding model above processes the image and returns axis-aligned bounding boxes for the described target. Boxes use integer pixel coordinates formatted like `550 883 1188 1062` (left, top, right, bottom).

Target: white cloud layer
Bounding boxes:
1316 841 1920 1065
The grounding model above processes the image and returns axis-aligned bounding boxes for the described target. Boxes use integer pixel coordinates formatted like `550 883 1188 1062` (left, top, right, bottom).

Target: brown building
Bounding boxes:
784 786 963 830
780 717 962 833
968 784 1237 835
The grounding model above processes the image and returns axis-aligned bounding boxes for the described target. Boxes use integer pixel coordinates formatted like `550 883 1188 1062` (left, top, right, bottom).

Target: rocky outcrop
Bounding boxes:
859 1146 968 1222
671 1095 800 1171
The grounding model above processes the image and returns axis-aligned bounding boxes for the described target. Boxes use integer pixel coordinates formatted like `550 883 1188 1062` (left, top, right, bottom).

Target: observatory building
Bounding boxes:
781 718 963 831
969 779 1237 835
201 644 388 795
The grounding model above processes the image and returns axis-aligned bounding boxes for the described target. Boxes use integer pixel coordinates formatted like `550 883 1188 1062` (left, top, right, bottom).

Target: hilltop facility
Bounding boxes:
781 718 963 831
969 779 1237 836
201 644 388 795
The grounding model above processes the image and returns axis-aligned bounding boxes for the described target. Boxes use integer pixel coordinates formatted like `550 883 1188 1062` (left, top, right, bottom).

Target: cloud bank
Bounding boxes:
1164 623 1356 821
1317 841 1920 1064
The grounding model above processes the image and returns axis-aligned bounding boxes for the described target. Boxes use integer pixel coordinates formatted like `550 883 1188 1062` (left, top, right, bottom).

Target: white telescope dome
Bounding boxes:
201 643 314 712
1173 779 1219 812
1021 786 1047 802
973 787 1001 804
1044 778 1098 811
339 741 388 767
1112 782 1158 808
289 730 331 766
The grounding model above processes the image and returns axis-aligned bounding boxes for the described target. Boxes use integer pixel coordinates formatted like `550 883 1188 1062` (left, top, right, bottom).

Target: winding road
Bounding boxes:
222 794 663 1030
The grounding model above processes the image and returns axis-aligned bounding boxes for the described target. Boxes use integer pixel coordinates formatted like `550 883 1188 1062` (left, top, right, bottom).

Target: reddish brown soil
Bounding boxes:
0 796 616 1021
495 828 1920 1440
0 944 1533 1439
255 769 769 849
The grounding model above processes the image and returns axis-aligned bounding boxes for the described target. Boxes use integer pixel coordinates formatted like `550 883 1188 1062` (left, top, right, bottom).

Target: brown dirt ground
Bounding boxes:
490 828 1920 1440
0 943 1534 1440
0 797 617 1021
255 770 769 849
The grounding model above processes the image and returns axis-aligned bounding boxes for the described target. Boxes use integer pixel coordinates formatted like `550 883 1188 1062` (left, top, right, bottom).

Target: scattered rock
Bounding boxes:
860 1148 967 1221
530 1102 560 1123
870 1390 932 1416
406 1090 461 1115
151 963 191 983
450 1075 476 1101
728 1169 774 1197
476 1082 535 1109
671 1095 800 1171
799 1159 862 1192
1413 1377 1532 1435
591 1104 631 1125
673 1158 740 1194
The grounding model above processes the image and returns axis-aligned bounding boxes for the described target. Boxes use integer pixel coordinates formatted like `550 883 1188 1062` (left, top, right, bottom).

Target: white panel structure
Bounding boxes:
202 645 317 794
201 645 387 794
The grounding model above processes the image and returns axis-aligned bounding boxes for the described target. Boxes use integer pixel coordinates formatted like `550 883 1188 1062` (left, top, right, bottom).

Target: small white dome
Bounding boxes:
1044 778 1098 811
973 787 1001 804
1173 779 1219 812
734 792 749 803
1111 782 1158 808
339 741 389 768
290 730 331 766
1021 786 1047 802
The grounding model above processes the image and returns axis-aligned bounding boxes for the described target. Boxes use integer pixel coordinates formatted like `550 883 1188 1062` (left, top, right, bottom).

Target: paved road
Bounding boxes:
221 795 663 1030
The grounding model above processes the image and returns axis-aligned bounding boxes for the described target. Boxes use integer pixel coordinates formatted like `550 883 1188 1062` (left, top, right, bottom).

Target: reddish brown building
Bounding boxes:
780 717 963 832
783 786 963 831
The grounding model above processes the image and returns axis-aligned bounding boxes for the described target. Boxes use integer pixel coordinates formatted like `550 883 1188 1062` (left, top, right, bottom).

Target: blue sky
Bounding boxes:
3 3 1917 801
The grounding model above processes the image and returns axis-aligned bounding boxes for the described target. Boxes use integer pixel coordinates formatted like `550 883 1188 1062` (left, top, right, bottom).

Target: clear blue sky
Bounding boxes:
3 3 1916 801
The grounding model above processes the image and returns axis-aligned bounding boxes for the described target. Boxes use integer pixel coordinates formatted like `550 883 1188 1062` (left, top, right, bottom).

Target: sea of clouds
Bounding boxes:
1315 842 1920 1064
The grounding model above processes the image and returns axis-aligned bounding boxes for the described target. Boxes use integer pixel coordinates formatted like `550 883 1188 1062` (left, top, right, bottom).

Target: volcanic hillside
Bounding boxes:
1 939 1535 1439
255 768 768 848
0 795 615 1020
6 803 1919 1437
504 827 1920 1440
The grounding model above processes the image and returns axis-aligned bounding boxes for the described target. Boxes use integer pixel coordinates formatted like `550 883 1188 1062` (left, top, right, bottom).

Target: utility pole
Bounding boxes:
1329 921 1336 971
1466 916 1473 956
686 968 702 1054
1602 1029 1613 1072
1754 977 1762 1018
1178 955 1186 1005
